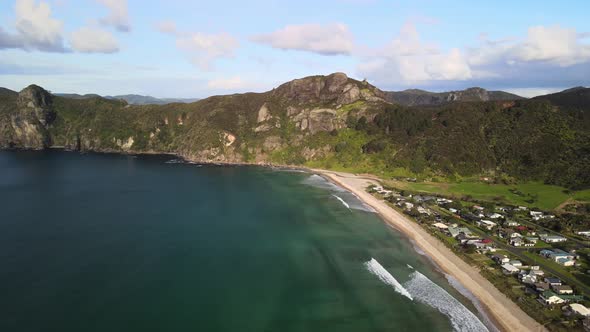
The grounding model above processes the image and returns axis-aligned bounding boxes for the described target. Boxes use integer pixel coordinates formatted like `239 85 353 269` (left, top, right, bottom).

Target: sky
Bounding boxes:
0 0 589 98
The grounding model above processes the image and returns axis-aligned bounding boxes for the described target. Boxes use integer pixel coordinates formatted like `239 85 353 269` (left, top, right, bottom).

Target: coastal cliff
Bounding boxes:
0 73 589 189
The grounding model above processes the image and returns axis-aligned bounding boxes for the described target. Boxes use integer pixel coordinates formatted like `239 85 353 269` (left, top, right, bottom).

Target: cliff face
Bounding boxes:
3 85 55 149
384 87 523 106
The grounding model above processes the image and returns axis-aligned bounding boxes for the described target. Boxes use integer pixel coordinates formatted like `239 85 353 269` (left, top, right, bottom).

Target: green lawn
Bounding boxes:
387 180 587 210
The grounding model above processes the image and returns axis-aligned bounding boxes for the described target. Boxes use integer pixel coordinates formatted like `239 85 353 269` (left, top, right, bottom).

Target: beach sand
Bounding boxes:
316 169 547 332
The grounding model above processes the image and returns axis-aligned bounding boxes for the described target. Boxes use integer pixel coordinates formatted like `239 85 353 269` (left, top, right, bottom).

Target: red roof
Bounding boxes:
481 239 493 244
516 226 527 231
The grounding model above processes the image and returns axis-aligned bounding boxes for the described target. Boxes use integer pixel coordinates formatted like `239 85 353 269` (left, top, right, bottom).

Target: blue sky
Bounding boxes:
1 0 589 98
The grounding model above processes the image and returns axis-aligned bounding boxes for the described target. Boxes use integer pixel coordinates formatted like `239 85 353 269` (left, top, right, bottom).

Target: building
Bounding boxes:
552 285 573 295
510 237 523 246
477 220 497 230
505 220 520 227
540 291 565 305
509 260 523 267
501 264 520 275
492 254 510 264
540 234 567 243
556 257 575 267
433 222 448 230
568 304 590 317
544 277 562 286
489 213 504 219
577 231 590 238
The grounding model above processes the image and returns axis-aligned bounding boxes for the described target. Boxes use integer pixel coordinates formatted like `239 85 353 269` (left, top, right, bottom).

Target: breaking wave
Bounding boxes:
302 175 375 213
404 271 488 332
165 159 203 166
332 195 350 210
365 258 413 300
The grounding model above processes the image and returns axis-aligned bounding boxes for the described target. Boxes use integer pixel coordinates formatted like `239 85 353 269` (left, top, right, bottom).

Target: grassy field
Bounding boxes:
385 180 588 210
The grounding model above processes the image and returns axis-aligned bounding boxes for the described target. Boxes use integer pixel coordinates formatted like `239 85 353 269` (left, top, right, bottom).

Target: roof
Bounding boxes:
501 264 520 272
570 304 590 316
433 222 448 229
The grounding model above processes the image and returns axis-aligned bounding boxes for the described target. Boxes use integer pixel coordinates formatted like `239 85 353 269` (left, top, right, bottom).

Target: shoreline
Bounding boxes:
1 149 547 330
316 169 547 332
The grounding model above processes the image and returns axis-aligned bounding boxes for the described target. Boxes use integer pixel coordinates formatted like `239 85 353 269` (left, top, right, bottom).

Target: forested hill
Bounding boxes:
384 87 524 106
0 73 588 189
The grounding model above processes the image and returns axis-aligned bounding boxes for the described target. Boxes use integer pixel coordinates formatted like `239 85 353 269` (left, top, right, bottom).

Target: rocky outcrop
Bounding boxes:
9 85 56 149
273 72 385 105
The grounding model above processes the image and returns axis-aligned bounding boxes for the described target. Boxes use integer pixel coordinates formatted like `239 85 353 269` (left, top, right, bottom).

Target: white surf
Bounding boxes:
365 258 413 300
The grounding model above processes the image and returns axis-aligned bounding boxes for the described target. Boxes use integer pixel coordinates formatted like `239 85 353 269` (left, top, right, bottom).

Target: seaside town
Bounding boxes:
367 184 590 331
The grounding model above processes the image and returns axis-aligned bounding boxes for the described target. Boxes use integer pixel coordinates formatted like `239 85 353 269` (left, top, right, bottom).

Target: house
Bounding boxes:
519 270 538 284
509 260 523 267
403 202 414 210
417 206 432 215
556 258 575 267
473 205 485 211
540 249 554 258
540 290 565 305
433 222 448 230
491 254 510 264
510 237 523 246
448 226 473 239
549 249 575 262
552 285 573 295
525 237 538 244
540 234 567 243
568 304 590 317
505 220 520 227
489 213 504 219
534 282 550 292
501 264 520 275
530 211 544 217
544 277 562 286
516 206 528 211
449 208 458 214
577 231 590 238
477 220 497 230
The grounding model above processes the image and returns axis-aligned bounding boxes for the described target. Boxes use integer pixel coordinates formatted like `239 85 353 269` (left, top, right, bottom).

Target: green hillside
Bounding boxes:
0 73 588 193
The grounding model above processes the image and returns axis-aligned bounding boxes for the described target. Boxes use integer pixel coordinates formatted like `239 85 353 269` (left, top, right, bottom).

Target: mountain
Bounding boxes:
55 93 199 105
0 73 588 189
384 87 524 106
533 86 590 109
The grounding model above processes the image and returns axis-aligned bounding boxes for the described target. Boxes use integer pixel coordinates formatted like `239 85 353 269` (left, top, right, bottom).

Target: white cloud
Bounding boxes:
358 23 472 85
70 27 119 53
0 0 66 52
251 23 354 55
513 25 590 66
97 0 130 32
177 32 239 70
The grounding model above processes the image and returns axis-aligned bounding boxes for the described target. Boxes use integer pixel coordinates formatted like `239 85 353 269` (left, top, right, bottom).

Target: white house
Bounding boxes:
540 291 565 305
540 234 567 243
477 220 497 230
569 304 590 317
501 264 520 275
577 231 590 238
489 213 504 219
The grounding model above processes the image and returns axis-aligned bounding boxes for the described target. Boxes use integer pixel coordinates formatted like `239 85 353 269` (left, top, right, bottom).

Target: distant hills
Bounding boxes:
1 75 588 189
55 93 200 105
384 87 524 106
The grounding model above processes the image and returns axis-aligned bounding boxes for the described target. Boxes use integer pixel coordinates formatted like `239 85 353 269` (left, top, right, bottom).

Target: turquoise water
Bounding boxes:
0 151 491 331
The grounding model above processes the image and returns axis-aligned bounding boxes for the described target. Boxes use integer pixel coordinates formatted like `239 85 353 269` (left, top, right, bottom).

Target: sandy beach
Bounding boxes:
316 169 547 332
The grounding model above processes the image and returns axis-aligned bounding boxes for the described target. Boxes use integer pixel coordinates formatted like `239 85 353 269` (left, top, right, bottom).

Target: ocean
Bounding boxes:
0 150 491 331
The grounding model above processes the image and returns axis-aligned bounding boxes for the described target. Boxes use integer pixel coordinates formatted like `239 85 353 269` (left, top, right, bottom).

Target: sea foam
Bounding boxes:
365 258 413 300
332 194 351 210
404 271 489 332
303 175 375 213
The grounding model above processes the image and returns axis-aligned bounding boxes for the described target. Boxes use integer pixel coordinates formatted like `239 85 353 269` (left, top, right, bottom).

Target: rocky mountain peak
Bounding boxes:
273 72 384 105
17 84 55 127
